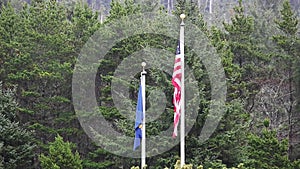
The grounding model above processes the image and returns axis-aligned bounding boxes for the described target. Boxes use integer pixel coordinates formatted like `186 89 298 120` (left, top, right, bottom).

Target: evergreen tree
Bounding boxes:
1 0 299 168
0 83 36 169
223 0 269 103
243 119 300 169
0 0 102 167
39 135 83 169
185 1 254 167
273 0 300 160
82 0 208 167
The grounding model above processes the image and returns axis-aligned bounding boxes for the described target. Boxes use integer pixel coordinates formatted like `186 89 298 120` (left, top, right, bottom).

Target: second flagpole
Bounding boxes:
141 62 147 169
179 13 186 168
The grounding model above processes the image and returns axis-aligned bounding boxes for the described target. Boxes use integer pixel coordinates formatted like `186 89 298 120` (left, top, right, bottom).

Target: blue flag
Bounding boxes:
133 84 143 150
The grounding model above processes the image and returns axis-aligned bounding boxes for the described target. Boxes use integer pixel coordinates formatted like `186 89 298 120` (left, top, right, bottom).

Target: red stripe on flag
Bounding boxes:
172 43 182 138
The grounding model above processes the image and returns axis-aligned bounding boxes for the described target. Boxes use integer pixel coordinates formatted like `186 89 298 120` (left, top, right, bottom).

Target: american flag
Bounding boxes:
172 41 182 138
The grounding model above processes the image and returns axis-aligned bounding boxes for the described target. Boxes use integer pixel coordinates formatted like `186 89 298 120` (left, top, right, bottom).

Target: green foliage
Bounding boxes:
82 147 115 169
223 0 270 101
188 101 250 167
0 0 103 166
171 1 251 168
173 0 208 34
39 135 83 169
273 0 299 58
263 118 270 128
130 160 250 169
72 2 101 49
273 0 299 60
106 0 141 23
0 83 36 169
1 0 300 168
203 160 228 169
275 1 298 35
273 0 300 160
243 127 297 169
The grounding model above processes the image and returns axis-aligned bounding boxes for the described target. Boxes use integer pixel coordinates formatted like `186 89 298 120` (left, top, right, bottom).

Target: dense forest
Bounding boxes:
0 0 300 168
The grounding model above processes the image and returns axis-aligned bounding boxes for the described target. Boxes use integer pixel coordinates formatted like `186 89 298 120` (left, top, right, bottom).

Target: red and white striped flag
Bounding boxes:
172 41 182 138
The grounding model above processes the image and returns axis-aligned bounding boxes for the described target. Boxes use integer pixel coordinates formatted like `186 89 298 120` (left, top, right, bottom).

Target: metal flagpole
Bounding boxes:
141 62 147 169
209 0 213 14
179 14 186 168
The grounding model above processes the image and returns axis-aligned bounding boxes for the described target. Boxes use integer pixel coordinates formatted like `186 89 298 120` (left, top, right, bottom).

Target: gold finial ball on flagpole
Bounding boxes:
180 14 186 20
